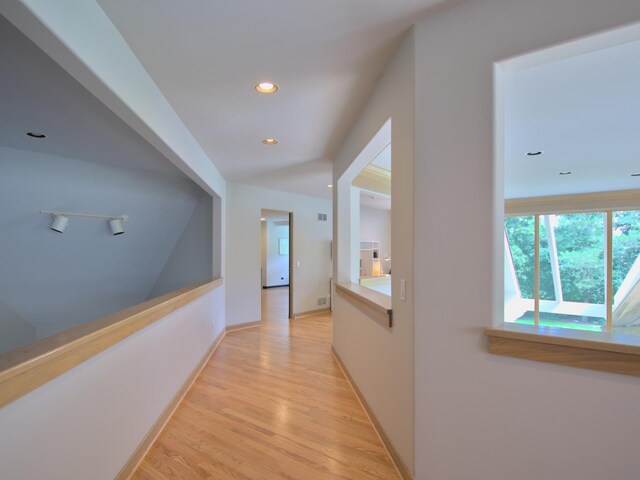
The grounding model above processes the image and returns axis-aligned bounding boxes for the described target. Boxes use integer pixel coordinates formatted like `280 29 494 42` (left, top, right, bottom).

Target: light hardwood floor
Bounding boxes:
131 286 399 479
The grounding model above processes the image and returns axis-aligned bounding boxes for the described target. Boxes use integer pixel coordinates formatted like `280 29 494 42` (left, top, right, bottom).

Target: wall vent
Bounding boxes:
317 213 327 221
317 297 327 306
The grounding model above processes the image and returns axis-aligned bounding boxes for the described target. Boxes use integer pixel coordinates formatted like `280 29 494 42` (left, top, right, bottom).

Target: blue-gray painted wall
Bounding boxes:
0 146 213 352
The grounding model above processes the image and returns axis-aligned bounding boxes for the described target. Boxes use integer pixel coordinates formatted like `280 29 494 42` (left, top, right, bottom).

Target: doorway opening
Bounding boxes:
261 209 293 320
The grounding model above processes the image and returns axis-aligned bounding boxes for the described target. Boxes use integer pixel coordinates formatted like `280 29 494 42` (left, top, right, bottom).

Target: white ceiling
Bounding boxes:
505 38 640 199
360 190 391 210
97 0 447 199
0 15 186 180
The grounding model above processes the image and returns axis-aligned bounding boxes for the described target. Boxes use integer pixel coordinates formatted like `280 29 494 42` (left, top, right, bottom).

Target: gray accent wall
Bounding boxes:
0 146 212 351
0 298 36 354
0 15 186 180
149 190 214 298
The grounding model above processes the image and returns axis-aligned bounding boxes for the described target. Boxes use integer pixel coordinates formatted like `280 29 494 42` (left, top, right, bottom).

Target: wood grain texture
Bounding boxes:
488 335 640 377
487 323 640 377
130 286 400 480
293 307 331 319
0 278 223 409
486 323 640 354
335 283 392 328
352 165 392 196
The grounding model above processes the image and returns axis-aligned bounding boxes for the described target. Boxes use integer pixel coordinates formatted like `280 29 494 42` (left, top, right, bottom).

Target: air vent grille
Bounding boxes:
317 297 327 306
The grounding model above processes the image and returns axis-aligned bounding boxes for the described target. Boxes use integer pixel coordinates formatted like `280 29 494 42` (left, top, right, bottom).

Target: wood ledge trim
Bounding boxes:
0 278 223 409
225 320 261 333
293 307 331 319
486 323 640 377
335 282 392 328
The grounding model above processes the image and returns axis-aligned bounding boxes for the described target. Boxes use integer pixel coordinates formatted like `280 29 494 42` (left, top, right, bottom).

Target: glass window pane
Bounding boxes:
505 216 535 323
540 213 606 332
514 312 605 332
612 210 640 334
505 216 535 298
555 213 605 304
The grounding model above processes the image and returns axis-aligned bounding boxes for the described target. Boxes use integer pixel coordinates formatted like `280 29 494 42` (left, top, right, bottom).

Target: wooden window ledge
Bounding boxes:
335 282 392 328
0 278 223 408
486 323 640 377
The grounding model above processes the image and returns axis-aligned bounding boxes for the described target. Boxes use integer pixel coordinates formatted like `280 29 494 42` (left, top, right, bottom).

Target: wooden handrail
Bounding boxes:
335 282 392 328
0 278 223 408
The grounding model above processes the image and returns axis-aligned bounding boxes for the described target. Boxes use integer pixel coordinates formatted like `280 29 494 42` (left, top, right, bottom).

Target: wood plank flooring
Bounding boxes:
131 287 399 480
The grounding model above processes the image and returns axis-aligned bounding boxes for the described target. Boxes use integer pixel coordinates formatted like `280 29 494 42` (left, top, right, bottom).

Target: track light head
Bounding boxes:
50 214 69 233
41 211 128 236
109 218 125 236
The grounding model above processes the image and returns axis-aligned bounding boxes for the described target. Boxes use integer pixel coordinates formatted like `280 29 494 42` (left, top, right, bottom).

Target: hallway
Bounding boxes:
131 287 400 479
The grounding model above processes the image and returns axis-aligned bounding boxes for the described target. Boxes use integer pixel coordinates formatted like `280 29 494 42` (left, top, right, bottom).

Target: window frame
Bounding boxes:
487 190 640 377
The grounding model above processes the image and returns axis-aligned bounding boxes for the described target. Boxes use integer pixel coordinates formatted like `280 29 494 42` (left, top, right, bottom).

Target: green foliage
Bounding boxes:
555 213 604 304
505 216 535 298
506 211 640 305
613 210 640 293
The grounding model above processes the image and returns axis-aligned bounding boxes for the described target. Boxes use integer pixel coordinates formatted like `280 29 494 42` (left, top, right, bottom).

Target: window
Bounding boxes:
505 209 640 334
334 119 393 328
490 25 640 375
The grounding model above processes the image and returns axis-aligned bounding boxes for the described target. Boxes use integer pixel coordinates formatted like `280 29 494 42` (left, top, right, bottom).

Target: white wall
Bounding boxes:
226 182 331 325
360 205 391 275
0 285 225 480
332 32 415 473
265 221 290 287
414 2 640 479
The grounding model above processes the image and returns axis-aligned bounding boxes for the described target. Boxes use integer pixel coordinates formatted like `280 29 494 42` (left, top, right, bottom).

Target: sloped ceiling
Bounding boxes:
0 16 206 341
96 0 449 199
0 15 186 179
505 38 640 198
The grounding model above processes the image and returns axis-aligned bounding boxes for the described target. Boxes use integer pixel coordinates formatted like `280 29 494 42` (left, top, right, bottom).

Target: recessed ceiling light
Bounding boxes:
262 138 278 145
327 184 333 188
260 217 266 221
526 151 543 156
255 82 278 94
559 171 572 175
27 132 46 139
631 173 640 177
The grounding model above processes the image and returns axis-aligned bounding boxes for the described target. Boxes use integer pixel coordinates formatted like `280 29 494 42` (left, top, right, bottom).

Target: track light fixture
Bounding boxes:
50 214 69 233
109 218 125 236
41 211 129 236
